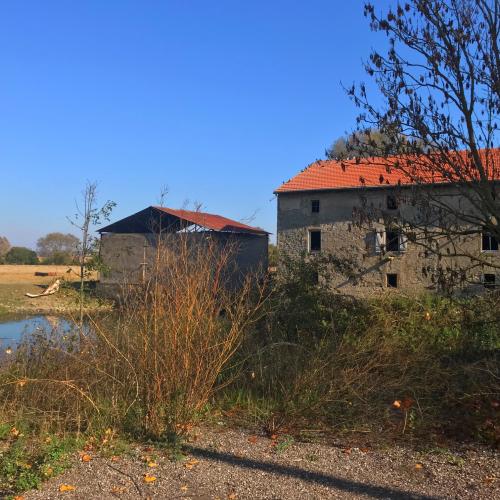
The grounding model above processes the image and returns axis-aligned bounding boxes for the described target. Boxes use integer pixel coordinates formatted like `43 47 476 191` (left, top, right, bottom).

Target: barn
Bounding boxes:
97 206 269 296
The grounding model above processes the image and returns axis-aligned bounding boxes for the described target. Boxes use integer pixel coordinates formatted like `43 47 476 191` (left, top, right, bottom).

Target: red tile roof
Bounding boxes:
275 149 500 193
154 207 268 235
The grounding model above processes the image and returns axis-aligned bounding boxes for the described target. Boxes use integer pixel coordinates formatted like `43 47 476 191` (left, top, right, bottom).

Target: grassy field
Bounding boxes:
0 265 89 284
0 265 106 318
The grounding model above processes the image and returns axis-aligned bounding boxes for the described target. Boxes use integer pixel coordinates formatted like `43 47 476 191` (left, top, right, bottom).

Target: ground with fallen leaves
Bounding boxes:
22 427 498 499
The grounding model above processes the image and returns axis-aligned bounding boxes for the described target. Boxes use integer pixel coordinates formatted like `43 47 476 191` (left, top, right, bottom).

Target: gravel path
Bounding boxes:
25 427 498 499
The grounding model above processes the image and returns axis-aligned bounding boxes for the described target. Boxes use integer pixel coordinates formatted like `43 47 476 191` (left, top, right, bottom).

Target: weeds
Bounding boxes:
0 248 498 497
0 431 81 496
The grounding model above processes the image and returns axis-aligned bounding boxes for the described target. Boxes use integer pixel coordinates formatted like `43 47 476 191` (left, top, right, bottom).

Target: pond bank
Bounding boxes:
0 283 113 319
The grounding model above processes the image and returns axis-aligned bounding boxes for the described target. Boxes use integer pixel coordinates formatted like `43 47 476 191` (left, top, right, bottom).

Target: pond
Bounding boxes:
0 315 78 352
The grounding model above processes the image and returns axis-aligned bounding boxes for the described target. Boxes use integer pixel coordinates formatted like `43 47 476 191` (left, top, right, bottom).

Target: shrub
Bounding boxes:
220 257 500 442
4 247 38 265
43 251 74 265
0 235 265 440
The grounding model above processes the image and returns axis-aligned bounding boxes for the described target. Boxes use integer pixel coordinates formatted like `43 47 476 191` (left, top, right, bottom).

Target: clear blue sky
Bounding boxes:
0 0 390 248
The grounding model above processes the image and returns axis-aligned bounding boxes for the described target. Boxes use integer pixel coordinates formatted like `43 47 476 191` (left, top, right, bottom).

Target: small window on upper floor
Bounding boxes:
311 200 320 213
386 194 398 210
484 274 496 289
482 230 499 251
309 229 321 252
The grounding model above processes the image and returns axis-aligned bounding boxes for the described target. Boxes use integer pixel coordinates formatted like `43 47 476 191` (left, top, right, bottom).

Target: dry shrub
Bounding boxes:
0 234 265 439
223 257 500 443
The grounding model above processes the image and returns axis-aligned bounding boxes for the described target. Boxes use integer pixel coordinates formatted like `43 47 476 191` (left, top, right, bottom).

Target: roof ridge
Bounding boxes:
275 148 500 193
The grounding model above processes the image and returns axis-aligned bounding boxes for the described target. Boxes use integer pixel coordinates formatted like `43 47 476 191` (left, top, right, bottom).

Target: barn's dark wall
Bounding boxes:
97 231 268 297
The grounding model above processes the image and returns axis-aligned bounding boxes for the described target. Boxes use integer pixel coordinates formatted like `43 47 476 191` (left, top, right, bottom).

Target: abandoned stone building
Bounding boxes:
275 153 499 294
97 206 268 296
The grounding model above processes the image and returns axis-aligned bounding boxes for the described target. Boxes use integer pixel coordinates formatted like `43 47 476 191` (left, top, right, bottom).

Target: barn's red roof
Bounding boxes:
99 206 268 235
153 207 268 234
275 149 500 193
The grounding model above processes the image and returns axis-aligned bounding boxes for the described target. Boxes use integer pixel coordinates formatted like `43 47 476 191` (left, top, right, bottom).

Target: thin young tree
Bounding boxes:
345 0 499 280
69 182 115 325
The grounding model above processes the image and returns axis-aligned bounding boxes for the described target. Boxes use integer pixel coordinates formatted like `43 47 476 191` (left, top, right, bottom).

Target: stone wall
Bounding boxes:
97 231 268 298
277 186 499 295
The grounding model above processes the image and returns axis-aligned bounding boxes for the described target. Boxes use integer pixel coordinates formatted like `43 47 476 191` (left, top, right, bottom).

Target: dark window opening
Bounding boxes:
386 230 400 251
311 200 320 213
387 195 398 210
387 273 398 288
482 231 499 251
309 230 321 252
484 274 495 289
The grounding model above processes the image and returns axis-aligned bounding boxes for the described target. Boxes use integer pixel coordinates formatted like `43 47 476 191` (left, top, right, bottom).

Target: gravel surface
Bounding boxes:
25 427 498 499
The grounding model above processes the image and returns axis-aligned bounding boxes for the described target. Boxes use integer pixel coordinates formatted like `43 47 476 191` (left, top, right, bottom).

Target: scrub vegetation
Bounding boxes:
0 247 499 496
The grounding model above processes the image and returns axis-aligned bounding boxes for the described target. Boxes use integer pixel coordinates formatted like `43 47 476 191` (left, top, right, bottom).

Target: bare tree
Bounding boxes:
37 232 80 263
326 129 407 159
346 0 500 282
69 182 115 325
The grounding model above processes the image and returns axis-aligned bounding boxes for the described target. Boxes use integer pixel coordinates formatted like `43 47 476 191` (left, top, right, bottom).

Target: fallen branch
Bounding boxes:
25 279 61 298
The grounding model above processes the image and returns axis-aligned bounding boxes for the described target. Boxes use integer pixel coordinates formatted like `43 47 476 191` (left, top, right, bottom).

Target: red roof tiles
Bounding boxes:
275 149 500 193
154 207 268 235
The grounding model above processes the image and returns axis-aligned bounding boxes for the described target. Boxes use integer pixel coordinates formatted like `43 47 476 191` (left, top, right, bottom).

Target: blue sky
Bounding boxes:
0 0 389 248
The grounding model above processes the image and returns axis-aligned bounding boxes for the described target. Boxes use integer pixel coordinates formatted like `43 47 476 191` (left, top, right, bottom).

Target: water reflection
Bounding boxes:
0 315 79 353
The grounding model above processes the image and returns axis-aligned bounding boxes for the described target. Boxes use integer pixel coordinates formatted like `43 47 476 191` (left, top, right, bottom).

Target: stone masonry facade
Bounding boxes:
277 185 500 295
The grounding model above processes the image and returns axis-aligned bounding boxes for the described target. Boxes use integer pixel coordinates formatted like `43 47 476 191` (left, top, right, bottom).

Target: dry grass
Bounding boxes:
0 265 104 317
0 235 265 440
0 265 96 285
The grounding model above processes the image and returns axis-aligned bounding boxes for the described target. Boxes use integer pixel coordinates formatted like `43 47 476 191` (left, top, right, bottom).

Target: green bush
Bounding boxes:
4 247 38 265
43 251 74 265
220 257 500 443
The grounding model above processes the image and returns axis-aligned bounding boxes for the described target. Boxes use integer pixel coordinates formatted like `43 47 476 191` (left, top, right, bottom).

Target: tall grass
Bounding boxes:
0 249 498 447
0 234 265 439
220 257 500 443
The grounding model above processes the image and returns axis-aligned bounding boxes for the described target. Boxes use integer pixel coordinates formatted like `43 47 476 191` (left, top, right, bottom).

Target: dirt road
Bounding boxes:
25 428 499 499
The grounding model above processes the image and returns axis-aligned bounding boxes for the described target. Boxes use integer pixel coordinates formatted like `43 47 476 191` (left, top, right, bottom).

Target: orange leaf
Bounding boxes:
184 458 200 470
180 485 189 492
392 400 401 409
144 474 156 483
247 436 257 444
59 484 76 492
81 454 92 462
14 496 25 500
415 463 423 470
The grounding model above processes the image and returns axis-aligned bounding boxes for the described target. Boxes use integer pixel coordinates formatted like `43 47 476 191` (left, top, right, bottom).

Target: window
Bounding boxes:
375 229 408 254
482 231 499 251
311 200 320 213
386 273 398 288
309 230 321 252
484 274 496 289
386 230 400 251
386 194 398 210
